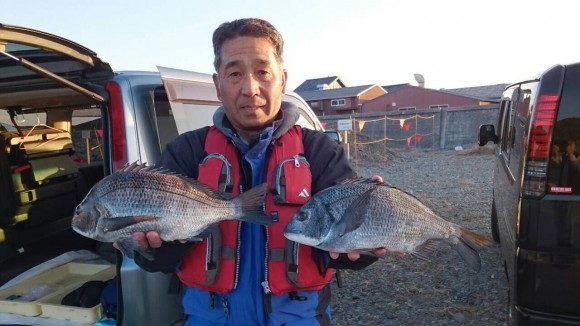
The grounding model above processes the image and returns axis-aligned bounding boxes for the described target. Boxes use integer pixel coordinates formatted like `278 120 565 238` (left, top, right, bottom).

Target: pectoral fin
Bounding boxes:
100 215 160 233
335 187 376 237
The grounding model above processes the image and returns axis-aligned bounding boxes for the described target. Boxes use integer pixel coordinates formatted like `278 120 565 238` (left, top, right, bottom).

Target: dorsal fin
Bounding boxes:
339 176 428 206
119 161 182 176
338 177 384 186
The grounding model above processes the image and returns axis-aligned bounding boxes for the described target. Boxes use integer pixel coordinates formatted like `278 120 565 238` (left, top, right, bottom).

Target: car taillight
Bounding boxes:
523 94 559 197
105 81 128 171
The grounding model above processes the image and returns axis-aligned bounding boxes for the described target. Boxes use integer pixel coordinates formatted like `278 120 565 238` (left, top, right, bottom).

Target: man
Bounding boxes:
130 18 384 325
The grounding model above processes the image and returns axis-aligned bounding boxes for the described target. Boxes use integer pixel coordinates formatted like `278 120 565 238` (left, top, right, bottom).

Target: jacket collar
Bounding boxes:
212 101 300 142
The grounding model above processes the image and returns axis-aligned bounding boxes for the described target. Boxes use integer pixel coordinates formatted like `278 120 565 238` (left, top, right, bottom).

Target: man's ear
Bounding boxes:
281 69 288 95
213 73 222 101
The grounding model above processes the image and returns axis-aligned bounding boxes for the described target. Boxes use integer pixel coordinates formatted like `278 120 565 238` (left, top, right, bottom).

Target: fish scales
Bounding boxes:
320 184 457 252
284 178 493 270
72 162 271 258
93 172 235 238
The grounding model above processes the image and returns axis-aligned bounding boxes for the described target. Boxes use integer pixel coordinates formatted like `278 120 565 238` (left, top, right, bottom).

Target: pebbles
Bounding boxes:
330 149 509 326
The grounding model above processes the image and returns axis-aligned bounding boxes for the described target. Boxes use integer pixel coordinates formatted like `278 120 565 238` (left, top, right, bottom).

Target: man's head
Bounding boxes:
212 18 287 139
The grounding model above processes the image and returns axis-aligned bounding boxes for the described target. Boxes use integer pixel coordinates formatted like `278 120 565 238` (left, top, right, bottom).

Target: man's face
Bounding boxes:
213 36 287 138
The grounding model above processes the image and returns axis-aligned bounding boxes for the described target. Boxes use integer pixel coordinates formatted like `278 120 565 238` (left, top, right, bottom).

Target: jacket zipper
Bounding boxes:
261 226 271 294
233 185 244 290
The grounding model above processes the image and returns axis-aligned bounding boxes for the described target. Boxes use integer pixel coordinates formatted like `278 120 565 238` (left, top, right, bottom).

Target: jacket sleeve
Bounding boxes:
133 128 208 273
302 129 379 270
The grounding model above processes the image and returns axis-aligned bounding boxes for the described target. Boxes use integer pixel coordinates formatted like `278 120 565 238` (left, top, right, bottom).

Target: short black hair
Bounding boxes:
212 18 284 71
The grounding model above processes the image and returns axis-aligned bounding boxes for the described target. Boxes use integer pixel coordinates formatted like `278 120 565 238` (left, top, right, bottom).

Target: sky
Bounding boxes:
2 0 579 91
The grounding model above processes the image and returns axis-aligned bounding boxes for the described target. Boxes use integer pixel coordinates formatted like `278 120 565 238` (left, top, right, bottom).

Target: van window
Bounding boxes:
153 87 179 152
71 108 104 165
498 87 518 158
548 65 580 194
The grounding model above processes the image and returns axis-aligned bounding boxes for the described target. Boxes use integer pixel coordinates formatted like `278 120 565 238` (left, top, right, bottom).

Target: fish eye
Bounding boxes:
297 211 309 222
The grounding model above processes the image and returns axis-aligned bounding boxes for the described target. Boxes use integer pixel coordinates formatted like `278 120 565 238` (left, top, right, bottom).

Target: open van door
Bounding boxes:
0 23 113 262
0 23 113 109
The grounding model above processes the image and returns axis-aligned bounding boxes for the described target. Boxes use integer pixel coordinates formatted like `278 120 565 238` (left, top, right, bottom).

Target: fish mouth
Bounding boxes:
283 232 321 247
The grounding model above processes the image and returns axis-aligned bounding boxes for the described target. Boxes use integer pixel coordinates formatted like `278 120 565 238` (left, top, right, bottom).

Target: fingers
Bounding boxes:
112 231 162 251
347 251 360 261
145 231 162 248
374 248 388 257
328 248 404 261
371 175 383 183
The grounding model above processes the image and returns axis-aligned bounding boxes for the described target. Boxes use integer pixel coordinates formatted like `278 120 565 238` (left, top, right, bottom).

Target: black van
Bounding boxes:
478 63 580 325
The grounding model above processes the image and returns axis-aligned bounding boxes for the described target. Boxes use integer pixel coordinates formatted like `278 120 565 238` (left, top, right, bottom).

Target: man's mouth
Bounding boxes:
240 104 265 112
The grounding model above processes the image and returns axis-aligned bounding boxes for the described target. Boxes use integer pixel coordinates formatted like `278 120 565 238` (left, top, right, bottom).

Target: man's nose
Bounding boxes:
241 74 260 96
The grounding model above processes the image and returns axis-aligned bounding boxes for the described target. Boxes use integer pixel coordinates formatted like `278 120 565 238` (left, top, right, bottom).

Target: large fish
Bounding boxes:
72 163 271 258
284 178 493 271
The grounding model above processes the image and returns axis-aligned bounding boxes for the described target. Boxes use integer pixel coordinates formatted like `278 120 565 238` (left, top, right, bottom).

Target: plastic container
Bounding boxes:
0 262 114 323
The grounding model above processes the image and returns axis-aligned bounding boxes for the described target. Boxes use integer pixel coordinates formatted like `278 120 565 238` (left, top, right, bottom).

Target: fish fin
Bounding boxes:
100 215 160 233
117 237 156 260
335 187 377 237
453 228 494 271
116 237 137 259
338 177 384 186
235 183 271 225
459 227 494 250
120 161 193 179
410 239 441 262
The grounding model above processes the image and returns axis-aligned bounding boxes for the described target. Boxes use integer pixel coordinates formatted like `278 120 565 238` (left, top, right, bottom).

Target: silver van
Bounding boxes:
0 23 324 325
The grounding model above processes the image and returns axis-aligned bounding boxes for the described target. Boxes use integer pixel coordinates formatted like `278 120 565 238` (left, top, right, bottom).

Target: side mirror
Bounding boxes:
478 124 498 146
324 130 343 144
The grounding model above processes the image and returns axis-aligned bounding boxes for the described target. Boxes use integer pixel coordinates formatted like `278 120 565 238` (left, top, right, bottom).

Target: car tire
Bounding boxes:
491 200 500 243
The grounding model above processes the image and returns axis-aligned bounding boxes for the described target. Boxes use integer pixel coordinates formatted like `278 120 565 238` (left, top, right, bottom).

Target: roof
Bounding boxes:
382 83 410 93
296 85 381 101
294 76 346 92
440 84 508 102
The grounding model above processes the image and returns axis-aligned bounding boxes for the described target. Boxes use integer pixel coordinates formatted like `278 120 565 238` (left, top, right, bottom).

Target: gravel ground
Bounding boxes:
329 148 509 326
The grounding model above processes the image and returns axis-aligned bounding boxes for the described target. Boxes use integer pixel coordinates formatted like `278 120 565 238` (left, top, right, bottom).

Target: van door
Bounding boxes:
495 85 524 268
157 66 221 134
0 24 113 262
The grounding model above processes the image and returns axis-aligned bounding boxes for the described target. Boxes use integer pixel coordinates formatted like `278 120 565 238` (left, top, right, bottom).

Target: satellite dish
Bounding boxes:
414 73 425 87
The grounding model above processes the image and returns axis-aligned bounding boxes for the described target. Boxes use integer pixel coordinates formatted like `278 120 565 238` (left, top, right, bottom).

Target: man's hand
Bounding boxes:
328 248 389 260
112 230 163 251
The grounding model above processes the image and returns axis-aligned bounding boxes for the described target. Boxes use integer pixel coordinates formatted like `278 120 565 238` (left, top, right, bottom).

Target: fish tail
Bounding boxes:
233 183 271 225
454 227 494 271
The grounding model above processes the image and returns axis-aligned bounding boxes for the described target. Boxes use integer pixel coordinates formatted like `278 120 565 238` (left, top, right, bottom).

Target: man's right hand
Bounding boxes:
113 231 163 250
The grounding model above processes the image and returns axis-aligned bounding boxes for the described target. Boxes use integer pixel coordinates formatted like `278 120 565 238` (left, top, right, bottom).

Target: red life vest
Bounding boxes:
176 126 333 294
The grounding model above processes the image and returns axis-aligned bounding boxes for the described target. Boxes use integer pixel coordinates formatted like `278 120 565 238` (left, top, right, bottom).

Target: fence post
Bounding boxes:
439 108 447 149
352 115 357 162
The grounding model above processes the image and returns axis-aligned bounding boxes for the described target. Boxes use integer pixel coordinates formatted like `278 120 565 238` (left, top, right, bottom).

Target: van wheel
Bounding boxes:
491 200 500 243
